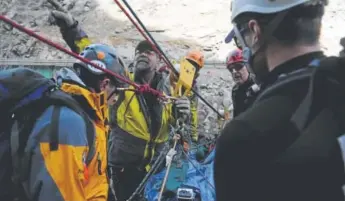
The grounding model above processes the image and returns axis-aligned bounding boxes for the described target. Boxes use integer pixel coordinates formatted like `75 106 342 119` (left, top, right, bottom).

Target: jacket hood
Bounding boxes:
54 67 86 87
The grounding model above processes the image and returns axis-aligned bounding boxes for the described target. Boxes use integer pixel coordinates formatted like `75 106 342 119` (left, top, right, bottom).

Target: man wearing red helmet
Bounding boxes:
226 48 259 117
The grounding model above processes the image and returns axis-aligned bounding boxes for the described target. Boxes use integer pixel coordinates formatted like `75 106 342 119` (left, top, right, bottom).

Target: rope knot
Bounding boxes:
137 84 151 93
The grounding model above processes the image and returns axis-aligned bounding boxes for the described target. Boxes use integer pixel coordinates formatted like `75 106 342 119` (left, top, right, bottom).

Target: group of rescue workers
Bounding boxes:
1 0 345 200
50 8 208 201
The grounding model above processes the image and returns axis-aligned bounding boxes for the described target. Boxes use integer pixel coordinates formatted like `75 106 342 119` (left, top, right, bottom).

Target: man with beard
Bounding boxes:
215 0 345 201
226 48 259 117
108 40 191 201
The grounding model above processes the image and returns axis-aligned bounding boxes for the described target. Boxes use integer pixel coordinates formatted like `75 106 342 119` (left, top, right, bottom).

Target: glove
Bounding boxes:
165 148 177 166
50 10 77 31
340 37 345 57
174 96 191 116
50 10 86 53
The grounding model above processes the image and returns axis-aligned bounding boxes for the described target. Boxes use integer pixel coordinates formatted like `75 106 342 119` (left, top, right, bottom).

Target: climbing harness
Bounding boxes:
157 118 186 201
126 124 181 201
158 136 178 201
126 144 168 201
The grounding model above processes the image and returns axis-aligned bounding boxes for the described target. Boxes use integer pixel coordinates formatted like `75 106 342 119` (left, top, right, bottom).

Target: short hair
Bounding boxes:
234 4 325 46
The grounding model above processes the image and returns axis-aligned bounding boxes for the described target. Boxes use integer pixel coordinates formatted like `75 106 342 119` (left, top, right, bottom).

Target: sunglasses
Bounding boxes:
232 24 251 50
234 36 242 50
135 49 156 56
227 63 245 72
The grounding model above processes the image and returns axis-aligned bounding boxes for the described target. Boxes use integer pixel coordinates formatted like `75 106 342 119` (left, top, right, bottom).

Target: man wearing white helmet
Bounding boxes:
215 0 345 201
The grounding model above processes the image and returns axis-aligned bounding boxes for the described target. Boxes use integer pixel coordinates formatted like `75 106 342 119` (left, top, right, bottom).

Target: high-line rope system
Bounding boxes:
113 0 224 119
0 6 219 200
0 15 166 100
0 6 224 119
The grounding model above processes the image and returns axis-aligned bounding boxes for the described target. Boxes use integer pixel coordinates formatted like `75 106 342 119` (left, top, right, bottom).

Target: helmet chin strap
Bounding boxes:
233 26 255 74
233 10 290 75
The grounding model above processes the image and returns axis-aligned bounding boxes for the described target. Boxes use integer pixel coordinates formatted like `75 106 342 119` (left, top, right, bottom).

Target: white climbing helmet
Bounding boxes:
230 0 327 22
225 0 328 43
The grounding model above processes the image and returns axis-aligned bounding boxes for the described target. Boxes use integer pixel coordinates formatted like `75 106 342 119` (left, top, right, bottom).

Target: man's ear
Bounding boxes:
101 78 110 89
248 20 262 45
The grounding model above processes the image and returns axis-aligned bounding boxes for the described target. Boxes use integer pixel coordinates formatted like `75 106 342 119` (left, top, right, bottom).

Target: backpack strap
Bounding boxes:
250 57 345 189
254 68 314 104
254 58 322 105
10 87 96 185
291 57 345 131
275 58 345 188
49 106 61 151
45 89 95 165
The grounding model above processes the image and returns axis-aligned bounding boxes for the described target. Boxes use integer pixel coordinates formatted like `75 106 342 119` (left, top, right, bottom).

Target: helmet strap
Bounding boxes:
233 10 289 75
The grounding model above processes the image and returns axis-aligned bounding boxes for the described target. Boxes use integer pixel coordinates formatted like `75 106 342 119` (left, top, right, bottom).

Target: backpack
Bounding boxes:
253 56 345 195
0 67 95 201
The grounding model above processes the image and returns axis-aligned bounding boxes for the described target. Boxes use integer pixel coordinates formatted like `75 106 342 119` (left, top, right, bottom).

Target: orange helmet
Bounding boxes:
185 50 204 69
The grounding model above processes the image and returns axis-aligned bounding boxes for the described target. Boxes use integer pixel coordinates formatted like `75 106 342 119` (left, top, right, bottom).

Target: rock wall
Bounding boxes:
1 0 345 61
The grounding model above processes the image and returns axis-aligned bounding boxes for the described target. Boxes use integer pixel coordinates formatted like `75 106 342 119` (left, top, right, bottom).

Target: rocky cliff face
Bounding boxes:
3 0 344 60
1 0 345 138
0 0 97 59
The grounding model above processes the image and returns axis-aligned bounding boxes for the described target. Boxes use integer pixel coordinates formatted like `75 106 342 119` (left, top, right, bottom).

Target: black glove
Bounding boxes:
49 10 86 53
174 96 191 116
50 10 77 31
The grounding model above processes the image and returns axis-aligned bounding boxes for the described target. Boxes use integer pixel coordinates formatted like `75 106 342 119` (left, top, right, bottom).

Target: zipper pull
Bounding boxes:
97 152 102 175
82 151 89 185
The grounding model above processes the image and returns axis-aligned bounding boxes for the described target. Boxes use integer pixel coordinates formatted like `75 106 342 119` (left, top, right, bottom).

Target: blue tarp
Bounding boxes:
144 149 216 201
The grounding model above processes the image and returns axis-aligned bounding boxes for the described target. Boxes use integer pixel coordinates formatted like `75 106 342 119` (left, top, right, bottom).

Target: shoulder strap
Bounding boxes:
276 58 345 185
254 68 314 104
254 58 322 105
291 57 344 131
11 88 95 166
49 106 61 151
46 89 95 165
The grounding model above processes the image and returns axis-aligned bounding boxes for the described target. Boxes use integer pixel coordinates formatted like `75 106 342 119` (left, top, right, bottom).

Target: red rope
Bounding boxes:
113 0 225 119
0 15 165 99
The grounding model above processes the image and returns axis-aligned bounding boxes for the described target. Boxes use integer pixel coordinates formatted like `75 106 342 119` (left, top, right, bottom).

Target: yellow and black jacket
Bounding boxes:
62 23 175 172
108 72 173 171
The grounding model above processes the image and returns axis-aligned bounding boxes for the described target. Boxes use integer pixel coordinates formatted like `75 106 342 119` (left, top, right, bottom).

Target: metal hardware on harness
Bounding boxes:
126 145 168 201
157 137 178 201
177 188 196 200
126 127 178 201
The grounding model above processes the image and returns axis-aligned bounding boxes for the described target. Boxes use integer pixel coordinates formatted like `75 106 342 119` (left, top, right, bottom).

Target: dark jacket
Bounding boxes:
214 51 345 201
231 74 258 117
